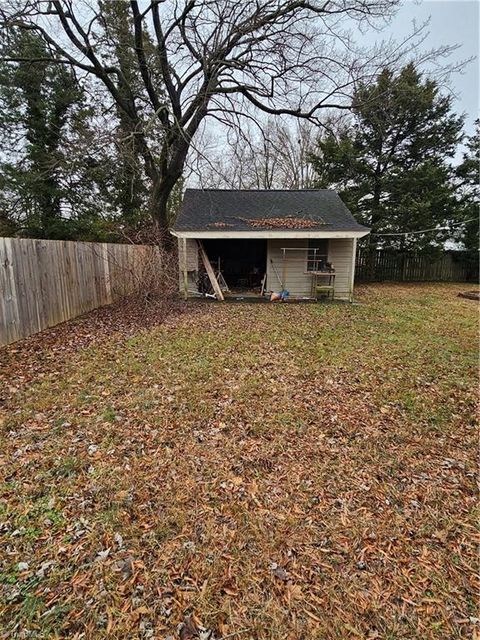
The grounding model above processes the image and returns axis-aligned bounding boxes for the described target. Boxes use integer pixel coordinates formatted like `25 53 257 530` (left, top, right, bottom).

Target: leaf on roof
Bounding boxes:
240 217 324 229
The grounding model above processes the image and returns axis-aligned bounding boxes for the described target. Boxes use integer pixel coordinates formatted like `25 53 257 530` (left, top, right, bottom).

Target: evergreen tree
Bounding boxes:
0 30 83 238
0 26 159 242
456 122 479 258
311 64 464 250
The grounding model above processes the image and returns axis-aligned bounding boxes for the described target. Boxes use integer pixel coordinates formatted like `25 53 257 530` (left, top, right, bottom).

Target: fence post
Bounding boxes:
366 245 376 281
401 253 407 281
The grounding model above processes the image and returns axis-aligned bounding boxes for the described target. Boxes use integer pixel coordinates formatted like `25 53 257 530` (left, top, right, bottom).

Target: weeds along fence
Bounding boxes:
0 237 163 346
355 249 478 283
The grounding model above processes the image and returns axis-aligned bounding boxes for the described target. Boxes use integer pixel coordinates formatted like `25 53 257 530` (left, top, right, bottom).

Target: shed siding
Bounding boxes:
266 238 355 300
267 239 311 296
186 238 199 270
178 238 199 292
328 238 355 300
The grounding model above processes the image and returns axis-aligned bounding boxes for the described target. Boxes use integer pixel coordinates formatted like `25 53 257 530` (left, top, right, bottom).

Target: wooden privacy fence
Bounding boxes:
356 249 478 283
0 237 162 346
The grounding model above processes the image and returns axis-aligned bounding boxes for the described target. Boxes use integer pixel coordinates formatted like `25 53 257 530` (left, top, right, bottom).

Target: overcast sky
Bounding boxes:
378 0 479 135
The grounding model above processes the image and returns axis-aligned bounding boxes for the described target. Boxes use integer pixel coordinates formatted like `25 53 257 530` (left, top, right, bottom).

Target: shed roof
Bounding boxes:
172 189 369 233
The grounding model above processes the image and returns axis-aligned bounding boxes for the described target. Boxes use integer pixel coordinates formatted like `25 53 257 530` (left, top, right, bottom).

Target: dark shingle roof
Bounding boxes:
172 189 368 232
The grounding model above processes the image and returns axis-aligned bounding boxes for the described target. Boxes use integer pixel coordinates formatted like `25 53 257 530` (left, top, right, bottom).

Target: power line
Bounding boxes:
371 217 479 237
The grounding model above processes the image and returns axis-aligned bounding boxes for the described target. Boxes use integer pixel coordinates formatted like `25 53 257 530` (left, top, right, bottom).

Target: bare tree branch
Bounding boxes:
0 0 464 244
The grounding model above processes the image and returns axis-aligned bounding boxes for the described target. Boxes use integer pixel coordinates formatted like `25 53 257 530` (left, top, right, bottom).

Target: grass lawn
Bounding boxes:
0 283 478 639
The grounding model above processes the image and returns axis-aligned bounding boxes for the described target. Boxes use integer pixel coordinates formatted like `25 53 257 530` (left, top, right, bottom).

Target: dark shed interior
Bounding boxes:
203 239 267 290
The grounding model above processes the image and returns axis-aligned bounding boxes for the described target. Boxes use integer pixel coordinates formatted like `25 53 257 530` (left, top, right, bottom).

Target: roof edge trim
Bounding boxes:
171 229 370 239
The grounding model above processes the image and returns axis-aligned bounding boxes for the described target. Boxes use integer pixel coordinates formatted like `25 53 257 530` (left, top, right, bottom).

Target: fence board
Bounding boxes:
0 238 161 346
356 249 478 283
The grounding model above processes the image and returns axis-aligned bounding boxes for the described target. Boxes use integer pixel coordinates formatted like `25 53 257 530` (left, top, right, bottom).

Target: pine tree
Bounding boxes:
456 122 479 258
311 64 464 250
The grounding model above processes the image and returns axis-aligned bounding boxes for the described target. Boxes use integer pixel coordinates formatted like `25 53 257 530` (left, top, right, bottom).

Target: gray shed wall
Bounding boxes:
266 238 355 300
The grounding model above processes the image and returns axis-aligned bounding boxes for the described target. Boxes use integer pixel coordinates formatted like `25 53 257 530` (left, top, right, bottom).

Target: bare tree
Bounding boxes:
0 0 458 246
253 119 319 189
194 117 343 190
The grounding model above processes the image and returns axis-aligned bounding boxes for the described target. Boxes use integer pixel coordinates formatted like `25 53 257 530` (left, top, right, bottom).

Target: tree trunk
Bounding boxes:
149 178 176 251
366 169 383 281
149 130 194 250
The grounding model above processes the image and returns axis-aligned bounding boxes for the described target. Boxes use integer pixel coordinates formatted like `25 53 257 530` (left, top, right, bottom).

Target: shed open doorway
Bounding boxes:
202 239 267 294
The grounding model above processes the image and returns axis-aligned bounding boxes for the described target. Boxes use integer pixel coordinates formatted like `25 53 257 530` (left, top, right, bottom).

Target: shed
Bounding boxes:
171 189 370 302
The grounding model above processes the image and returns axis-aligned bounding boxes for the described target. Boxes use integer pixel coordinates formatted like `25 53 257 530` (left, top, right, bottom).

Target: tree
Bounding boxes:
310 64 465 250
1 0 444 246
99 0 164 230
456 121 479 256
0 23 159 241
196 119 318 190
0 29 84 237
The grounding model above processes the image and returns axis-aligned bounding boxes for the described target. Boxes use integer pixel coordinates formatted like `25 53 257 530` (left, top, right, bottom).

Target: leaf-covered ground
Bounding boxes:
0 284 478 640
